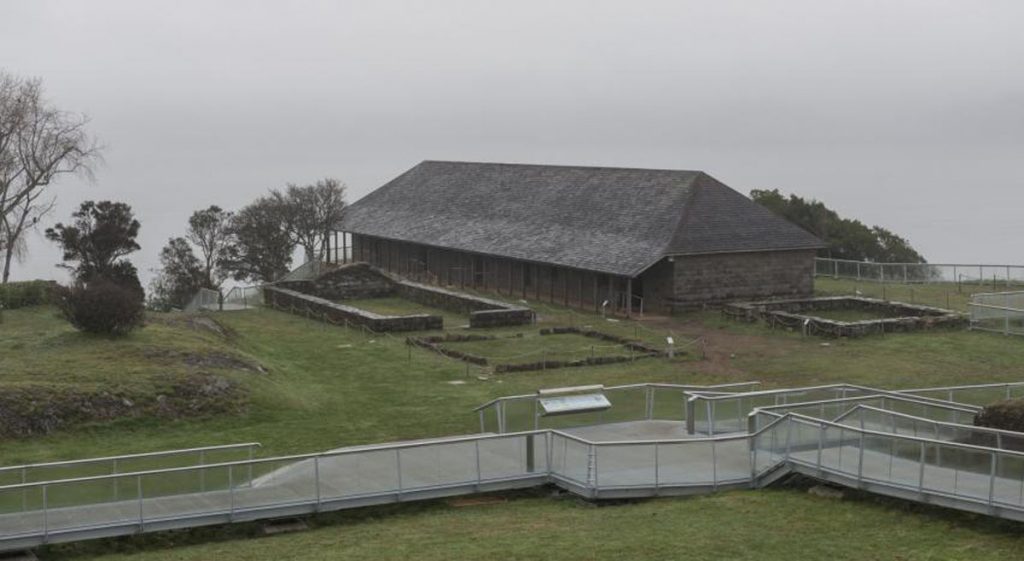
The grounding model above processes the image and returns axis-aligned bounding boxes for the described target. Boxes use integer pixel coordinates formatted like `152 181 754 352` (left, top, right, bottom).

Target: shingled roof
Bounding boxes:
339 161 823 277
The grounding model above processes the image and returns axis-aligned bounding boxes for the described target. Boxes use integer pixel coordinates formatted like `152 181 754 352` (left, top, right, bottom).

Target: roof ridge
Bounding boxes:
419 159 705 175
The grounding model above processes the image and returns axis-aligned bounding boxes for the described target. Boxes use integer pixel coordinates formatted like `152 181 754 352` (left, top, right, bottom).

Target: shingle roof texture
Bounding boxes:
339 161 823 276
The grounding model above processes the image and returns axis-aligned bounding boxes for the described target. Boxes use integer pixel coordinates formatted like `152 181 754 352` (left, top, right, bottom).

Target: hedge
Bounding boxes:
0 280 56 310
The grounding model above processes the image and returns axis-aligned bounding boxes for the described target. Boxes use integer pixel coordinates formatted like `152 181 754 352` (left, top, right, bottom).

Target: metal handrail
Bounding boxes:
687 383 975 408
0 442 262 474
472 381 761 411
753 393 978 417
777 411 1024 459
0 431 546 492
839 405 1024 440
896 381 1024 394
6 397 1024 550
0 414 825 494
684 383 883 405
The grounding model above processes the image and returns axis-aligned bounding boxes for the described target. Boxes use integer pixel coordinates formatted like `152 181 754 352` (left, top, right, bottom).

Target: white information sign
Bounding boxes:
538 393 612 416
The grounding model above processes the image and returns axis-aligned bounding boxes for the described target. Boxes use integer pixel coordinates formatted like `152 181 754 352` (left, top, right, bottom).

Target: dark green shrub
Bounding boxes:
57 280 145 335
0 280 56 310
974 399 1024 433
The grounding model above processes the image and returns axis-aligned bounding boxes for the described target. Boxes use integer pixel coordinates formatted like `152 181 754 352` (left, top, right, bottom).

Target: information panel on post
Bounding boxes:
537 385 612 416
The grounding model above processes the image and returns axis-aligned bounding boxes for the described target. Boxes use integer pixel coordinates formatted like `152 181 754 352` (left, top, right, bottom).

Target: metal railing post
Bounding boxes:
545 433 553 476
857 431 865 484
42 484 48 542
784 417 793 460
654 443 660 492
247 446 254 487
228 468 235 521
989 452 998 510
751 433 759 483
137 475 144 529
712 440 718 490
314 456 321 511
591 445 599 492
475 440 482 489
199 450 206 492
646 386 654 420
395 449 403 498
817 422 825 474
918 441 926 495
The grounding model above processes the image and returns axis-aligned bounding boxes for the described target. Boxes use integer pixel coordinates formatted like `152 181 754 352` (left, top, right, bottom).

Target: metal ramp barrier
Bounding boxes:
4 382 1024 552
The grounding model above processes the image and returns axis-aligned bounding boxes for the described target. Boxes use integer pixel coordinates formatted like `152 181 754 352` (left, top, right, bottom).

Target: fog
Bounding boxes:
2 0 1022 285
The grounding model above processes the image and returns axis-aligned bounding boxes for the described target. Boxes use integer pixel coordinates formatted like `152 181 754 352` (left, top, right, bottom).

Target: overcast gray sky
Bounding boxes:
2 0 1022 285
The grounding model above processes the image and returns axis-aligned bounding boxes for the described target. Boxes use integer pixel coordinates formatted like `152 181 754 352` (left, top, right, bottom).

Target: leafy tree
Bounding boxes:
750 189 926 263
220 197 294 283
45 200 142 287
149 237 205 310
185 205 233 289
270 178 346 262
0 71 101 283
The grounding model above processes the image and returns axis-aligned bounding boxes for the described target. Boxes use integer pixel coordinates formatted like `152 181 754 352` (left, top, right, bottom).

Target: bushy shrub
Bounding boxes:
57 280 145 335
0 280 56 309
974 399 1024 433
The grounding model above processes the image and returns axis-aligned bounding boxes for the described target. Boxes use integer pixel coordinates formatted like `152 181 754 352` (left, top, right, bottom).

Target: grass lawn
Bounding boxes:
814 277 998 311
341 296 469 328
439 332 637 363
6 294 1024 559
0 307 252 389
46 490 1024 561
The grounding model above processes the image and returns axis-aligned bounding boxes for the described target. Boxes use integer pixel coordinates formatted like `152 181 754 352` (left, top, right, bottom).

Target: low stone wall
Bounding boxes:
395 280 535 328
264 286 442 332
270 262 534 330
407 327 663 373
723 296 968 338
278 263 396 300
539 326 665 355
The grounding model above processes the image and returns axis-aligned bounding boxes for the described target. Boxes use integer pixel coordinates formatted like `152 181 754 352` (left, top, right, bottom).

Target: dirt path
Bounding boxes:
636 314 804 377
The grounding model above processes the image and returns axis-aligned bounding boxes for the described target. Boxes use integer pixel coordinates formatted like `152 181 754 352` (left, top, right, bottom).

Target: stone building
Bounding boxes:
331 161 823 315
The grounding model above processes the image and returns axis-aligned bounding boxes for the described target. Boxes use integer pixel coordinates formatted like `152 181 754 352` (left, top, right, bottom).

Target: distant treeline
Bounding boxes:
750 189 926 263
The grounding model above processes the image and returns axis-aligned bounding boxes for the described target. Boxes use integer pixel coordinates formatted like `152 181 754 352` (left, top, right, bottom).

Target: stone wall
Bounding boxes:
722 296 968 338
395 280 535 328
263 286 442 332
268 262 533 330
671 249 816 309
278 262 395 300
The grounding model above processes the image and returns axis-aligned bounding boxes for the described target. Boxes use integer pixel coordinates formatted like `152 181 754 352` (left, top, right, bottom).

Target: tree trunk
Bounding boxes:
2 241 14 284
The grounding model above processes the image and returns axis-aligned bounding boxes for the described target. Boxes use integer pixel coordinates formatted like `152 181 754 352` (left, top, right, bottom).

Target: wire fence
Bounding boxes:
183 288 221 312
222 286 263 309
969 291 1024 336
815 258 1024 287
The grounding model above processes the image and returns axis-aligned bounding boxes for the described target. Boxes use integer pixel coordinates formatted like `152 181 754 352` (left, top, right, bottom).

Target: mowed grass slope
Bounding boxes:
5 289 1024 560
7 300 1024 462
51 490 1024 561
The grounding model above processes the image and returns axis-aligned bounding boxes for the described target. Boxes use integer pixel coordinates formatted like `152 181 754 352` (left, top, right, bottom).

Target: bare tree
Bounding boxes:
1 189 56 282
270 178 347 262
0 71 101 282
